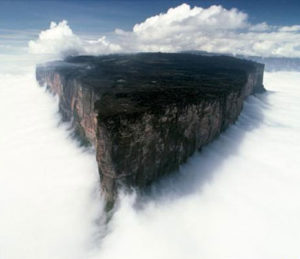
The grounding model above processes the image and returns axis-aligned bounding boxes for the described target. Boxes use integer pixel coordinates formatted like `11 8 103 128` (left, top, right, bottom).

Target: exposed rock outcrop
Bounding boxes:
36 53 264 204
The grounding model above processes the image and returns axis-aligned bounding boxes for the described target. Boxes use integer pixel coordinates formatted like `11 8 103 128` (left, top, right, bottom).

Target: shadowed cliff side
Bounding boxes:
36 53 264 206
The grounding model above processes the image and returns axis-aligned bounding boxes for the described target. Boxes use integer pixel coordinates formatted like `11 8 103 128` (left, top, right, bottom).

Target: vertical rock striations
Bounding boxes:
36 53 264 203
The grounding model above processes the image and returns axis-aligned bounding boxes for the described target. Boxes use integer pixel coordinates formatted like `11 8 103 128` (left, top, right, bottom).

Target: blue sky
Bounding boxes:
1 0 300 35
1 0 300 57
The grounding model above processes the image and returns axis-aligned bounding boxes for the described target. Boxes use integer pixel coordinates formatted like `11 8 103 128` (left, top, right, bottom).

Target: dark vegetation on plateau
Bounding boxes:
36 53 264 206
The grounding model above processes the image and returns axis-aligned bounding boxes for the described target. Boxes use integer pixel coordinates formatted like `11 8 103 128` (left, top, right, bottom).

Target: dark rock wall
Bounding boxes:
36 71 99 146
36 59 264 203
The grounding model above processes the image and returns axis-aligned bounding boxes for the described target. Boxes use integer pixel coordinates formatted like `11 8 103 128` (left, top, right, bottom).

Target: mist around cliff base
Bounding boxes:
95 71 300 259
1 50 300 259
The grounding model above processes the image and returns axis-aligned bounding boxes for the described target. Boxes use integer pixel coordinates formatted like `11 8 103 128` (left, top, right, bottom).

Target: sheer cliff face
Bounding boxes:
37 72 99 146
36 53 265 202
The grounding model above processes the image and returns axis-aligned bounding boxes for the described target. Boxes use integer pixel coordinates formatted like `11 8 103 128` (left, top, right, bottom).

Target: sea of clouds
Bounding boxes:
1 3 300 259
0 63 106 259
1 57 300 259
93 71 300 259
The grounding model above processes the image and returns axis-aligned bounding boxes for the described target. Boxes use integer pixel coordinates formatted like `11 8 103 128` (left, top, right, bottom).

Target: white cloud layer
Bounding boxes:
28 21 82 57
28 20 121 59
123 4 300 57
2 56 300 259
28 4 300 58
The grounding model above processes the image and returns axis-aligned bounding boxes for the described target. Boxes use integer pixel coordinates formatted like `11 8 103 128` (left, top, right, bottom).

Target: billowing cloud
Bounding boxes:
120 4 300 57
28 21 82 57
28 20 121 59
279 25 300 32
133 4 248 39
85 36 121 55
28 4 300 58
249 22 271 32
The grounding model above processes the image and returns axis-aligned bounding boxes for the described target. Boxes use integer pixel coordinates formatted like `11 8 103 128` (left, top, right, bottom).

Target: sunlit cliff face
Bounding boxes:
1 51 300 259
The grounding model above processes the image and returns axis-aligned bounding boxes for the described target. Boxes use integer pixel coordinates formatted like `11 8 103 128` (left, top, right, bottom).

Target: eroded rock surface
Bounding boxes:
36 53 264 203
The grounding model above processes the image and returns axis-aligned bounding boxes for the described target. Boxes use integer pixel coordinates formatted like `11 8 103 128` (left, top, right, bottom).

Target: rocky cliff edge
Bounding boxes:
36 53 265 205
